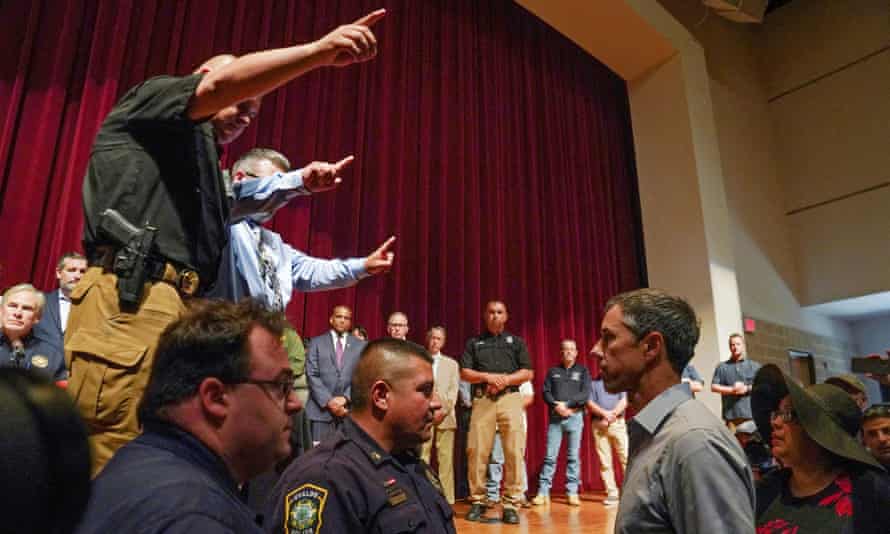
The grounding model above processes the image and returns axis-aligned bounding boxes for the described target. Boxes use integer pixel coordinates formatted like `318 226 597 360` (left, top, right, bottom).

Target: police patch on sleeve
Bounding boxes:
285 484 328 534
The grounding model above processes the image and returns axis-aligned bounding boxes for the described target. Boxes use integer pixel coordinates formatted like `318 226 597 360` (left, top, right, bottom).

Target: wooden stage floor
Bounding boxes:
453 493 617 533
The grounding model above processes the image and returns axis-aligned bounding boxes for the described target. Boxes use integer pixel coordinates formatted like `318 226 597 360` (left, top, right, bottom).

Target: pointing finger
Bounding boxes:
354 8 386 28
333 155 355 173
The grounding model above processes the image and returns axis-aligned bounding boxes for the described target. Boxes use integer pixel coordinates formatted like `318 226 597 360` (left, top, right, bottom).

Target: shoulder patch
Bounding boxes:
285 483 329 534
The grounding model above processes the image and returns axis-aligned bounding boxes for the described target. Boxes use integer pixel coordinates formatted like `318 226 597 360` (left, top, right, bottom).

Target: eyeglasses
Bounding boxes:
769 408 797 423
234 377 295 404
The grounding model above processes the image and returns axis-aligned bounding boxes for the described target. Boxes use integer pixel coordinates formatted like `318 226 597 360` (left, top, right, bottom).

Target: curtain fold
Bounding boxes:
0 0 645 495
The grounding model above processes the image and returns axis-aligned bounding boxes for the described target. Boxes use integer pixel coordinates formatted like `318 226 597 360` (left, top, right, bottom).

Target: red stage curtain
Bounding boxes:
0 0 645 495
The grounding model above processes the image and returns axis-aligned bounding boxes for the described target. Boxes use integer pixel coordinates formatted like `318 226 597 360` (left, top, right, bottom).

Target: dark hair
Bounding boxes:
56 252 86 271
604 288 700 375
138 299 285 424
350 338 432 411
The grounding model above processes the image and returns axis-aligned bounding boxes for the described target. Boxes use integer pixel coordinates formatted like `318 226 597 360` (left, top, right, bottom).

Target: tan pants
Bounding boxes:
65 267 184 476
467 391 525 509
592 418 628 497
421 426 456 504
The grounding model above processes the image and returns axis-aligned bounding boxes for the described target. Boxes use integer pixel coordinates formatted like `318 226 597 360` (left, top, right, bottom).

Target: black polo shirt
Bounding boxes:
542 362 591 419
0 333 67 382
82 74 229 289
460 331 532 374
265 417 455 533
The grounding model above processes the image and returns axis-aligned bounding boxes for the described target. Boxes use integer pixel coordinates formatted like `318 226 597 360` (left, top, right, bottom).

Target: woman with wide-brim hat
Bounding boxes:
751 364 890 534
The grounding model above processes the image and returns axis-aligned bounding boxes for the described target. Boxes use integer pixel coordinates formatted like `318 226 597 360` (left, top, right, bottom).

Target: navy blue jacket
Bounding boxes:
542 363 591 419
0 333 67 381
75 421 264 533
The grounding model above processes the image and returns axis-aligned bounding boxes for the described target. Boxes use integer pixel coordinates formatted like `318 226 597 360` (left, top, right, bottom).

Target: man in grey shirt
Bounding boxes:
597 288 754 533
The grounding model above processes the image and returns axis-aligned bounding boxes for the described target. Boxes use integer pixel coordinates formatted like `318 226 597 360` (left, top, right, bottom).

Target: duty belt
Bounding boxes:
472 383 520 400
90 246 201 297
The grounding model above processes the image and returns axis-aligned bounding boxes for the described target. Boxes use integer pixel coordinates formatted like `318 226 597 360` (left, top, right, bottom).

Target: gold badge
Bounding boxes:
30 355 49 368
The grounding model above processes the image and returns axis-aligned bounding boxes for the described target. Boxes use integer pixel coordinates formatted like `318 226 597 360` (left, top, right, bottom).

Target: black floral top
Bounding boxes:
756 473 854 534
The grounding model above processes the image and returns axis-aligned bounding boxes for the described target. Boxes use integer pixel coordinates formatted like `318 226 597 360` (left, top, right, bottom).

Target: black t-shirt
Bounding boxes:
757 473 854 534
82 74 229 290
460 331 532 374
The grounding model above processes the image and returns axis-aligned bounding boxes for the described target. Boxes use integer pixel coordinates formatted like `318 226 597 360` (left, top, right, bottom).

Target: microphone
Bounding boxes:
11 339 26 368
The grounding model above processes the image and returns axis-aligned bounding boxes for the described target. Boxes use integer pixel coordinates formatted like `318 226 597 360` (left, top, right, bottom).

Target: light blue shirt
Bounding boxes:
210 171 367 310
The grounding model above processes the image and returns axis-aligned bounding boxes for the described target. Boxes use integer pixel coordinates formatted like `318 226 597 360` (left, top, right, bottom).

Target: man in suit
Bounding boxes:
420 325 459 503
306 305 366 444
34 252 87 351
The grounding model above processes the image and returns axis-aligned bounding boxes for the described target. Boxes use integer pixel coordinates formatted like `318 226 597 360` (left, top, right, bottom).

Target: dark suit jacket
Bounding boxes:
305 331 365 423
34 289 64 351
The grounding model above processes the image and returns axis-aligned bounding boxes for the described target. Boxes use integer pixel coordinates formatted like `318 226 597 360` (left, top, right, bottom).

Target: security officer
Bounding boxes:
65 10 386 475
265 338 456 534
460 301 533 524
1 284 67 384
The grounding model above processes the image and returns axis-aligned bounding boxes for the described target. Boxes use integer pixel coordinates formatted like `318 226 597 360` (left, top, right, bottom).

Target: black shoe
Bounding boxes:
465 503 487 522
502 508 520 524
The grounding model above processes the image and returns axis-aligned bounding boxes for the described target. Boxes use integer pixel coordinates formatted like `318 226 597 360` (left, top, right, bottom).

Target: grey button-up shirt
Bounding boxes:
616 382 755 533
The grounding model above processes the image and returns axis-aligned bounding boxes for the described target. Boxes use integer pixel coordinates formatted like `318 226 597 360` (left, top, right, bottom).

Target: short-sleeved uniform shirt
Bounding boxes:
0 334 67 381
712 358 761 420
460 331 532 375
82 74 229 289
265 417 455 534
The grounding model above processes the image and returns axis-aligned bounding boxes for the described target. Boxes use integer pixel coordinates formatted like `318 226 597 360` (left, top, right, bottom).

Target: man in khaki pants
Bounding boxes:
420 326 460 503
587 343 628 507
461 301 534 525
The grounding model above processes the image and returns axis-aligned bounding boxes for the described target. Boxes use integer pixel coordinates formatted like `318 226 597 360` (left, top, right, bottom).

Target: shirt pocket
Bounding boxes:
375 503 427 533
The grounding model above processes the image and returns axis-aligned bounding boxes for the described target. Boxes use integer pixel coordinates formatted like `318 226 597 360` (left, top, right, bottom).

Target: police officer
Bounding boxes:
460 301 533 524
66 10 386 475
265 338 455 534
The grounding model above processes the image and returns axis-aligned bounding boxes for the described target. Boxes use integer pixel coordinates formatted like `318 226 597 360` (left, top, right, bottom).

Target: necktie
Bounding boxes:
336 337 345 368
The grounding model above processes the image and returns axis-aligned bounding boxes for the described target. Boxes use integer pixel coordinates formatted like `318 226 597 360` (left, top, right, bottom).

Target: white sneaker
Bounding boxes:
603 495 620 507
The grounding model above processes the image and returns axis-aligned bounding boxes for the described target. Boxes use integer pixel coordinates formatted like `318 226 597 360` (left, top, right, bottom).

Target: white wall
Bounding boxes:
761 0 890 306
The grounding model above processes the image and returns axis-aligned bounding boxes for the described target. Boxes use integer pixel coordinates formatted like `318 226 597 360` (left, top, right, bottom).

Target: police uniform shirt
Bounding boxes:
265 417 456 534
0 333 67 382
542 363 592 419
82 73 229 288
460 331 532 375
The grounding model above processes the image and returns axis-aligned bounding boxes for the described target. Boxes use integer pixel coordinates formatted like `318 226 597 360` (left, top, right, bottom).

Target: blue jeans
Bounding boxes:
486 432 528 501
536 411 584 496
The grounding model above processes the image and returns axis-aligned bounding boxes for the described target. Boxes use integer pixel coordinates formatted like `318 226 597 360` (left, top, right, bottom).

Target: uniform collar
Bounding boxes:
140 420 241 496
631 382 693 436
480 330 512 340
340 417 415 471
0 332 34 348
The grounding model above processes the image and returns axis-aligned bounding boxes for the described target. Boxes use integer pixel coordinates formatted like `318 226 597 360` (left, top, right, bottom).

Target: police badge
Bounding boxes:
30 355 49 369
285 483 328 534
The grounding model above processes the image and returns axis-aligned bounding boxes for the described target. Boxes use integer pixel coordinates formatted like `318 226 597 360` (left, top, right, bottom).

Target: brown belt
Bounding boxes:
89 246 200 297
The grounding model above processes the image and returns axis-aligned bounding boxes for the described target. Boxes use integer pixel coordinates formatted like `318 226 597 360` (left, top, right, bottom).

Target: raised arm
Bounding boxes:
187 9 386 121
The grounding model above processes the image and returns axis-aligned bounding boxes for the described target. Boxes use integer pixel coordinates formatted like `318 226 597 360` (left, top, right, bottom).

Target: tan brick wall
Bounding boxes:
743 316 855 382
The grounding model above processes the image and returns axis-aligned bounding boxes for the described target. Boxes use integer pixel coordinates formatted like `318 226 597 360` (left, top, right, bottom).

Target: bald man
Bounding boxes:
266 339 456 533
67 10 387 475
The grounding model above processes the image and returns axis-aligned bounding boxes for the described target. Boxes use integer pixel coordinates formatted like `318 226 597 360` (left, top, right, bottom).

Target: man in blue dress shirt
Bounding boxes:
210 147 396 311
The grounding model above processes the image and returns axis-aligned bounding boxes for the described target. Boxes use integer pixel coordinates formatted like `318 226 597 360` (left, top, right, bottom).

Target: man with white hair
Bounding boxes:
1 283 67 384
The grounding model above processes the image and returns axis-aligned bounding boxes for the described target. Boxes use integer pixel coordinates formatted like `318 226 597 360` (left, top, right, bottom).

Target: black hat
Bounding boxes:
752 364 882 471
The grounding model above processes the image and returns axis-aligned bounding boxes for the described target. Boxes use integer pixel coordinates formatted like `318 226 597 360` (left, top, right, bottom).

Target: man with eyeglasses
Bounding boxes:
386 312 410 340
75 299 301 533
862 403 890 469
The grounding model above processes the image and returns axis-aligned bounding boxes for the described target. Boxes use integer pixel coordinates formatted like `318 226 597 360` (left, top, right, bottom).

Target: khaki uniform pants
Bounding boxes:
593 418 628 497
467 391 524 508
421 426 456 504
65 267 184 476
